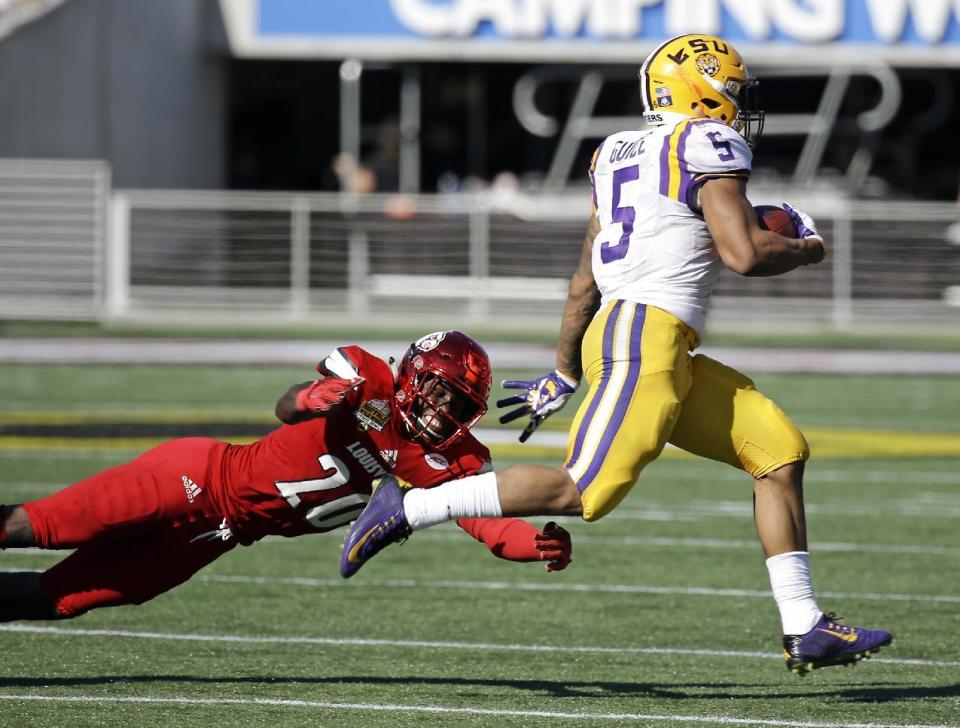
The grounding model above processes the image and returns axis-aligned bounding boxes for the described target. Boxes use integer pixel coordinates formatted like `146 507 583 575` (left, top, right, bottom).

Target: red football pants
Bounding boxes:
23 438 237 617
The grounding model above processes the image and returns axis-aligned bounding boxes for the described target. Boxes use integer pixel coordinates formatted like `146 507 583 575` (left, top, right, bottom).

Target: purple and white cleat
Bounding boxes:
340 475 412 578
783 612 893 674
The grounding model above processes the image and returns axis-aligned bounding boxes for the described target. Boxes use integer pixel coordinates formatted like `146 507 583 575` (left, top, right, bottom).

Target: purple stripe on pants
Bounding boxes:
565 300 623 472
575 303 647 493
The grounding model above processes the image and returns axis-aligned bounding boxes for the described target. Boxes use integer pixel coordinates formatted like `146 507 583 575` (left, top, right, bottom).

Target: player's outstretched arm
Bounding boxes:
456 517 572 571
701 178 825 277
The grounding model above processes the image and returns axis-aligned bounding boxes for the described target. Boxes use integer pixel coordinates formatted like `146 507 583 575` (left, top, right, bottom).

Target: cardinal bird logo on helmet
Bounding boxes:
413 331 447 353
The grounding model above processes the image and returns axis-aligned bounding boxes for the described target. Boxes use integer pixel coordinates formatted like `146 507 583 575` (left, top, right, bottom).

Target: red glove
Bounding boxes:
534 521 572 572
294 377 363 414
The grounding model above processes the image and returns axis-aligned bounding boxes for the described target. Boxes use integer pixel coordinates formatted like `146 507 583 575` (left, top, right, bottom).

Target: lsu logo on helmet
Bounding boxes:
695 53 721 77
639 34 765 146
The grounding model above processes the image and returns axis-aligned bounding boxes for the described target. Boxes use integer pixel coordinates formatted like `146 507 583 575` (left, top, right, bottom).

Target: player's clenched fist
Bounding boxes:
294 377 363 414
534 521 572 572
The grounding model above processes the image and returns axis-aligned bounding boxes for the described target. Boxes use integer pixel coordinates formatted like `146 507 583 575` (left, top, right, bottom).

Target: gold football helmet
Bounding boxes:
639 34 765 145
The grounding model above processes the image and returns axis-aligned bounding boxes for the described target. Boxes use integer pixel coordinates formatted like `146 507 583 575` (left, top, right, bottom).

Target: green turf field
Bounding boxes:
1 364 959 726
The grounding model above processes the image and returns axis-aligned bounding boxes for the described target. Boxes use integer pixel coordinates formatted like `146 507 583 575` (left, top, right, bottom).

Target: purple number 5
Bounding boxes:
601 165 639 264
706 131 735 162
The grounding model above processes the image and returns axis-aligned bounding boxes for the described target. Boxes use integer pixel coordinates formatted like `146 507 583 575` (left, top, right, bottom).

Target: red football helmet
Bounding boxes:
395 331 492 450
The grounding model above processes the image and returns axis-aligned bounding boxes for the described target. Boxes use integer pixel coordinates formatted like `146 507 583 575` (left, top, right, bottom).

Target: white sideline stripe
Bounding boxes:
12 474 960 522
416 530 960 557
0 548 62 557
4 460 960 484
0 695 948 728
8 533 960 559
1 567 957 605
189 573 960 605
658 465 960 485
0 624 956 669
603 499 960 520
0 449 143 459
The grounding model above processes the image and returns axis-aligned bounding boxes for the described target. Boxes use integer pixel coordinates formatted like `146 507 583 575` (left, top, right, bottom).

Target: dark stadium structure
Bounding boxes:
0 0 957 201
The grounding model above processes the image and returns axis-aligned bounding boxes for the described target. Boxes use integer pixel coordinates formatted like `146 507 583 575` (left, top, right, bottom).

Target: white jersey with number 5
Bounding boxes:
589 112 752 338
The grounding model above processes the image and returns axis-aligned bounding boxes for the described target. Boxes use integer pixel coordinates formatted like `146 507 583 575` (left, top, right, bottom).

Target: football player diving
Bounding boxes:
341 35 892 674
0 331 571 621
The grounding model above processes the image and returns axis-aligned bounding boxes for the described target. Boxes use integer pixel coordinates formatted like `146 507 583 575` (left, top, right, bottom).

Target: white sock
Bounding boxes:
404 471 502 531
766 551 822 635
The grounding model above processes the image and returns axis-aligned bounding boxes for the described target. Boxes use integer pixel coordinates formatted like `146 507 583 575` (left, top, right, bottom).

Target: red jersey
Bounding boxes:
209 346 492 545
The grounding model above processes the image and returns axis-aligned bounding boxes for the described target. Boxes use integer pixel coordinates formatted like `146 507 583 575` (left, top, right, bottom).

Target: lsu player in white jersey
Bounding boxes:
341 34 892 674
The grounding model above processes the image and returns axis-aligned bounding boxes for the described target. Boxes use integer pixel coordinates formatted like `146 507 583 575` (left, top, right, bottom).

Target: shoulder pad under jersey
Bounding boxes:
658 119 752 209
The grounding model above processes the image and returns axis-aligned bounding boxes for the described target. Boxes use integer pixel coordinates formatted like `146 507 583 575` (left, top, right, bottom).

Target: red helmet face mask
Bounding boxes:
395 331 492 450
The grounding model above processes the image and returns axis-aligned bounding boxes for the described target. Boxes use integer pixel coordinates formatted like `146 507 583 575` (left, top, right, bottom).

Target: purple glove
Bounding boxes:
497 370 578 443
782 203 821 241
783 203 826 263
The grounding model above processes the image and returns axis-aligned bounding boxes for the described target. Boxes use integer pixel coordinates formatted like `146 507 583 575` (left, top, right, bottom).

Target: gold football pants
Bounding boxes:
564 301 809 521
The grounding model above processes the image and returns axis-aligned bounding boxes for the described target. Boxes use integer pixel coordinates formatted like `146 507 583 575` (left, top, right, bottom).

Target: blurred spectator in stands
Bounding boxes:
332 121 400 194
488 170 520 207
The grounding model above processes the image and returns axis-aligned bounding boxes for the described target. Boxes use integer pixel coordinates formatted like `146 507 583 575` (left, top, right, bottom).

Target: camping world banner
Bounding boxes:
220 0 960 65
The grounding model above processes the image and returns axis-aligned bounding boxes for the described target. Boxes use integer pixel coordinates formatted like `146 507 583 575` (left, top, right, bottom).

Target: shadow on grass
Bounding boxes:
0 675 958 703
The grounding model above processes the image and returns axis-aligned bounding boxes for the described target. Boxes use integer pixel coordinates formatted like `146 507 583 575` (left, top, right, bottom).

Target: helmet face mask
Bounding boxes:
395 331 491 450
731 76 765 146
401 374 485 447
639 34 765 146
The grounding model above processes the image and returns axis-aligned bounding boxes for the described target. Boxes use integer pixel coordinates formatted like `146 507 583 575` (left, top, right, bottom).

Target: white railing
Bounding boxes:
105 188 960 335
2 161 958 335
0 159 109 320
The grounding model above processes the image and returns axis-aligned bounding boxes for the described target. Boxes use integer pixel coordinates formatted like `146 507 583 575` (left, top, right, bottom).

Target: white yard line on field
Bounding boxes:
414 530 960 557
602 498 960 520
3 449 960 487
1 567 957 605
9 473 960 521
0 694 952 728
193 573 960 605
0 449 143 459
6 529 960 560
0 624 957 671
655 465 960 485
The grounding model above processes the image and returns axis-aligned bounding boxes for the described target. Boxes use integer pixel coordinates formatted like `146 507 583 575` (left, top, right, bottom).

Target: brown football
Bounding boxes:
754 205 798 237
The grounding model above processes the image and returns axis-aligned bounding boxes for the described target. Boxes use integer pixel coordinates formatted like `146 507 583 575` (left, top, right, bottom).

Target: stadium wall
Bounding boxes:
0 0 228 189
